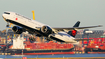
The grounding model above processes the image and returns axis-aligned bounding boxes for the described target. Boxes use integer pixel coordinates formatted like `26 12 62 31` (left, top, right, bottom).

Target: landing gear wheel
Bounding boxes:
6 22 9 27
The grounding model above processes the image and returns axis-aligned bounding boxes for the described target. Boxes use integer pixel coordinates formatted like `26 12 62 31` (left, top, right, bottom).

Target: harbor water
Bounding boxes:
0 54 105 58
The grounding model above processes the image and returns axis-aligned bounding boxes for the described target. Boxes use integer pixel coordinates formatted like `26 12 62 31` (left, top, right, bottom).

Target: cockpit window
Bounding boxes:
4 12 10 15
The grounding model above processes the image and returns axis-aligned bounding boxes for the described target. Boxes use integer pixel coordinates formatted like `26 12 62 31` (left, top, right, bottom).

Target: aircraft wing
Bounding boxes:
74 38 93 41
53 25 102 31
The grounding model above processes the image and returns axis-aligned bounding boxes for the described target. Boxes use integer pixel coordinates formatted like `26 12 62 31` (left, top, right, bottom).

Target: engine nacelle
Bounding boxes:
41 26 52 34
12 26 25 34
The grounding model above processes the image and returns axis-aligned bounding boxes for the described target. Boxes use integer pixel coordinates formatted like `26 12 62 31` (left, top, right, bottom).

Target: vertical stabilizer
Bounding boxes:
68 21 80 37
73 21 80 27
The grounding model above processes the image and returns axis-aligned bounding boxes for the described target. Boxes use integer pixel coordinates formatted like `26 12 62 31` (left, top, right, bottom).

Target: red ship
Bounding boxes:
84 38 105 54
6 40 74 55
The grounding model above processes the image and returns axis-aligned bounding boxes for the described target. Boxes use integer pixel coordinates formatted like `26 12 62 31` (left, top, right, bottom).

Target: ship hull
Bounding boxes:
85 48 105 53
5 48 74 55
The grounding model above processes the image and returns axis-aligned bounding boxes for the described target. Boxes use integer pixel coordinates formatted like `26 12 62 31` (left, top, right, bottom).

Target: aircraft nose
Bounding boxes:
2 14 6 21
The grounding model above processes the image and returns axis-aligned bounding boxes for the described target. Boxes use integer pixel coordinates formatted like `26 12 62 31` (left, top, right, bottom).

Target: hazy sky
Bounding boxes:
0 0 105 30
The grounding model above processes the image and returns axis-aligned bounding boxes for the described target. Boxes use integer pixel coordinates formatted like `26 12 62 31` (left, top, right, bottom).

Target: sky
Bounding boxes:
0 0 105 30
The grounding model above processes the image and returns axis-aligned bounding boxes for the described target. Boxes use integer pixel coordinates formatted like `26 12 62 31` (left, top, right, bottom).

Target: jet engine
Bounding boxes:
12 26 25 34
41 26 52 34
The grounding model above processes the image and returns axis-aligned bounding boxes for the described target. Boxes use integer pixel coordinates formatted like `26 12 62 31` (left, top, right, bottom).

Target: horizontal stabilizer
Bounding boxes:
74 38 93 41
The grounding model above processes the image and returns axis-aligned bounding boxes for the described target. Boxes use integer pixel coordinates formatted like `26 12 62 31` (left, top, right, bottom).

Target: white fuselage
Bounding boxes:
3 12 46 29
2 11 79 44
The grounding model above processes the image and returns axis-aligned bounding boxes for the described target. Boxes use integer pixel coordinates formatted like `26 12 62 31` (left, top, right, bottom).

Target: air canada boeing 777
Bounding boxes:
2 11 102 46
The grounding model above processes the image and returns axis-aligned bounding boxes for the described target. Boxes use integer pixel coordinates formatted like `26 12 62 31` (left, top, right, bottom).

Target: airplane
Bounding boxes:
2 11 102 46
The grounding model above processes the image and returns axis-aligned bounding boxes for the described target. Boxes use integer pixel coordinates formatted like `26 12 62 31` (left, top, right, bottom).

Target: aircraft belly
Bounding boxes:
5 19 48 37
49 34 70 42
